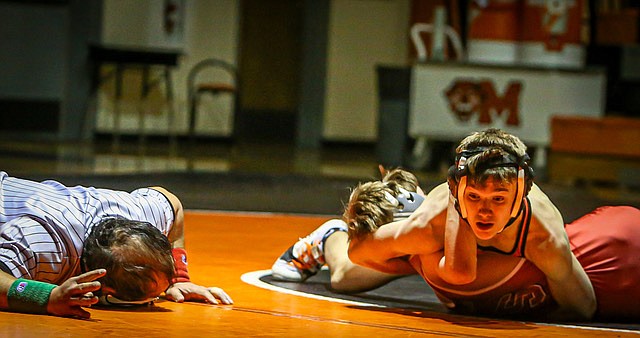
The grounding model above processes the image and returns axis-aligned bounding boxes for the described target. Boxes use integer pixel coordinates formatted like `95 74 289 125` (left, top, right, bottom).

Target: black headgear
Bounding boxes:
447 146 534 226
384 187 425 220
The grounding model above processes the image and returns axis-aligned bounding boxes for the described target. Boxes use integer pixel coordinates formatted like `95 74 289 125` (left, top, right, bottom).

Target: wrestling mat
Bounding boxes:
243 268 640 332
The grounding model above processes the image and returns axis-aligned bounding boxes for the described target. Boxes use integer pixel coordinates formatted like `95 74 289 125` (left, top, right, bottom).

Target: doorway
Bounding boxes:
236 0 303 144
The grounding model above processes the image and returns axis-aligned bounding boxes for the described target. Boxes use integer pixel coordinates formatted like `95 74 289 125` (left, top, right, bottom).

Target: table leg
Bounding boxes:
165 67 177 155
113 64 123 154
138 65 150 153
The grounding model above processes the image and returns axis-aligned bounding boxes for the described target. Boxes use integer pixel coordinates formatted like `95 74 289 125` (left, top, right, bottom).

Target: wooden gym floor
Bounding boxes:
1 138 639 336
1 211 638 338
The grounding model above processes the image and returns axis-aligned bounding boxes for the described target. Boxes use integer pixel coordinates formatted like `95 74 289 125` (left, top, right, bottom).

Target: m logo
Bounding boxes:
444 80 522 126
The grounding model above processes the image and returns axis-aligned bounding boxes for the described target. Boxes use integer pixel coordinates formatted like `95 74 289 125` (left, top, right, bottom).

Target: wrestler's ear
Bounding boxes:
378 164 387 179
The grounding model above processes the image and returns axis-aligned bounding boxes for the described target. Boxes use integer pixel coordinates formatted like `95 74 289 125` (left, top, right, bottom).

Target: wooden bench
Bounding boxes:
548 116 640 189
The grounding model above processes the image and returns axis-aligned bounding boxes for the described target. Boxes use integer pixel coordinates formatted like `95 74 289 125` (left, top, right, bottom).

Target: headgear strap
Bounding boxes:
448 146 533 227
384 187 425 220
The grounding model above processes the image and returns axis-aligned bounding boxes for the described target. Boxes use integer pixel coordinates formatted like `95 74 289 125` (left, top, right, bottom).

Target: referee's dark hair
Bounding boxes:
82 217 175 301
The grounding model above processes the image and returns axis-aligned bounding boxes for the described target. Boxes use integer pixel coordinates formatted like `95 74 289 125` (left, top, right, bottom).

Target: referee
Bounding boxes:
0 171 232 318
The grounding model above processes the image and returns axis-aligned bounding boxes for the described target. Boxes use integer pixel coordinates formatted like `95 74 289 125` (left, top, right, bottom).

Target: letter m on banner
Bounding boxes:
445 80 523 126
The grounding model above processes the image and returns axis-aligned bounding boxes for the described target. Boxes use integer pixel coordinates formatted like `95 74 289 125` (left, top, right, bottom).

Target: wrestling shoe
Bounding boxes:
271 219 347 282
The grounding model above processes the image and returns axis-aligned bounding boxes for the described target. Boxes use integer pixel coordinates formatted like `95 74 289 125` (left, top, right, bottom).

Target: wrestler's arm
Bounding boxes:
438 196 477 285
348 219 427 274
148 187 233 305
348 183 450 271
0 270 15 309
527 188 596 320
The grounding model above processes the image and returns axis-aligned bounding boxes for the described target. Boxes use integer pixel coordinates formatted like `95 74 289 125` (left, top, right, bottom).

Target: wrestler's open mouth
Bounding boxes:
476 222 493 231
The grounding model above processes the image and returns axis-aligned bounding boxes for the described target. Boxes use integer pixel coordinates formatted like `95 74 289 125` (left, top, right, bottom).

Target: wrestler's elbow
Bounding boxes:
582 296 597 320
552 302 596 322
554 291 597 321
439 269 476 285
437 256 476 285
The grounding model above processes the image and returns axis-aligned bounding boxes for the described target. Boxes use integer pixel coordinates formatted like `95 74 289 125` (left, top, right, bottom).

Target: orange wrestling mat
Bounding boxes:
1 211 638 337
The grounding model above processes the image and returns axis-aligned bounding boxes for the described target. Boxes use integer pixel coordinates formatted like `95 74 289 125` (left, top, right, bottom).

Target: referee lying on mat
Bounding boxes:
0 171 232 318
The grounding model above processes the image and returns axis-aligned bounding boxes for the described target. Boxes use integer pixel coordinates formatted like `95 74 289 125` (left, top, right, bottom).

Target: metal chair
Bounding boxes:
187 58 238 142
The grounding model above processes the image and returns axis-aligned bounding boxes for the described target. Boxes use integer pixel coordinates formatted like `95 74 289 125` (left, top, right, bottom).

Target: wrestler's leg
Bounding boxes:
271 219 348 282
566 206 640 320
271 219 400 292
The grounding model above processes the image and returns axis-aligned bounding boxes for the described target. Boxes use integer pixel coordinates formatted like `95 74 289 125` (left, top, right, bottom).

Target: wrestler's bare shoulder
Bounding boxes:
527 185 564 236
407 182 450 230
524 184 569 265
425 182 451 199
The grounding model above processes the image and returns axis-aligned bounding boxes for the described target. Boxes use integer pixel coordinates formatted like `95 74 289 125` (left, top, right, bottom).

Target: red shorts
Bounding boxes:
566 206 640 320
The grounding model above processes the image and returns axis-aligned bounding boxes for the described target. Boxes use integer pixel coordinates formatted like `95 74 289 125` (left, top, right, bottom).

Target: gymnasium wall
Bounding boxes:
0 0 410 143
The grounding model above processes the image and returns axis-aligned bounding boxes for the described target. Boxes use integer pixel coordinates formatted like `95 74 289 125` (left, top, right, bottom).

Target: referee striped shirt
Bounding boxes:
0 171 175 284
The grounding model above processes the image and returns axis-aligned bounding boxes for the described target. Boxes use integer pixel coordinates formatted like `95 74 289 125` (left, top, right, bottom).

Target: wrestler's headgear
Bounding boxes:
447 146 534 226
384 187 425 221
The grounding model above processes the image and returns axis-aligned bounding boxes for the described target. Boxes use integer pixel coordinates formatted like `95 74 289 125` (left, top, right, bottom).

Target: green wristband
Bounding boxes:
7 279 56 314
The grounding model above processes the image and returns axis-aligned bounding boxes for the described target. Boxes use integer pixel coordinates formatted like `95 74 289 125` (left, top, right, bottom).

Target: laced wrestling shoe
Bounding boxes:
271 219 347 282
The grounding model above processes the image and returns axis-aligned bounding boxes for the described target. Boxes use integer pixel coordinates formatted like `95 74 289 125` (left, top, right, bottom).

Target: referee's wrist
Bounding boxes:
171 248 191 284
7 279 56 314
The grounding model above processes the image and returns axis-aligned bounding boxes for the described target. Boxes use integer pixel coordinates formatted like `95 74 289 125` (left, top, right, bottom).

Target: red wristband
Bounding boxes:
171 248 190 284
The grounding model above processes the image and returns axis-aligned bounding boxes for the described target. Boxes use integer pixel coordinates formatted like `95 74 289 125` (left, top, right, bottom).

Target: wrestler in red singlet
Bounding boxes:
566 205 640 321
411 201 640 321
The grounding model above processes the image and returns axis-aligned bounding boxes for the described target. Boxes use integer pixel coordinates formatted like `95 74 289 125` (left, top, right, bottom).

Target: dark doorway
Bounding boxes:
236 0 303 143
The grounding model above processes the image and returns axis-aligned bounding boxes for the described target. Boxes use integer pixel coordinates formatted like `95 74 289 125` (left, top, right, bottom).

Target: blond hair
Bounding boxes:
343 168 419 239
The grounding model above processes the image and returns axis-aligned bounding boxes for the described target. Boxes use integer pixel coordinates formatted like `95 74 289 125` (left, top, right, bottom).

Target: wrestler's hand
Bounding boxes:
164 282 233 305
47 269 105 319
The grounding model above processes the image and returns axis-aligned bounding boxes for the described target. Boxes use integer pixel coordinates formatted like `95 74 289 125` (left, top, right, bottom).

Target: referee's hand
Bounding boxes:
47 269 105 319
165 281 233 305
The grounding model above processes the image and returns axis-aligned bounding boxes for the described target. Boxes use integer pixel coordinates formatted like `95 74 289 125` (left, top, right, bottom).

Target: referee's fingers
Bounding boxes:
75 281 101 294
69 295 99 307
209 287 233 305
75 268 107 283
68 306 92 319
